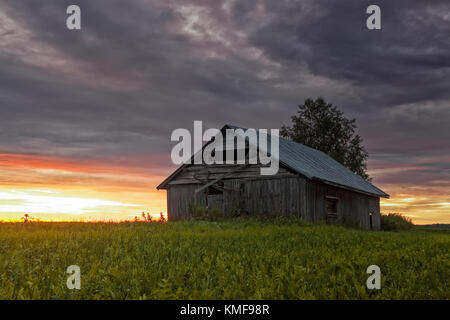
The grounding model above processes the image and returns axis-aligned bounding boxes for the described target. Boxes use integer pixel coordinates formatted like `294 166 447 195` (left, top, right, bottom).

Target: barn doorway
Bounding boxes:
369 212 373 230
325 196 338 223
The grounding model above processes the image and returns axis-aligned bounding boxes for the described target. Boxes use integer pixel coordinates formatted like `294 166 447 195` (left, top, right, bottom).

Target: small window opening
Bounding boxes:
326 197 338 221
326 199 337 215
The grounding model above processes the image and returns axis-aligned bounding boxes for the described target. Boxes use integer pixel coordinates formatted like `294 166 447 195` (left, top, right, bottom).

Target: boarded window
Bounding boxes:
326 197 338 220
326 198 337 214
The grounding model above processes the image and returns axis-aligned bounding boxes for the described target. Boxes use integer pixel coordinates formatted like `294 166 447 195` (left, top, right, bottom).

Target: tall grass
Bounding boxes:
0 220 448 299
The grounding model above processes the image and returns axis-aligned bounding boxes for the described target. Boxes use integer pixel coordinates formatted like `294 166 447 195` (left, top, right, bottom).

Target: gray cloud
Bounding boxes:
0 0 449 189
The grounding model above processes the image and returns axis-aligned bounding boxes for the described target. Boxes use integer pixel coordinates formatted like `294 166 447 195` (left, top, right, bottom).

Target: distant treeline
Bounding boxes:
417 224 450 230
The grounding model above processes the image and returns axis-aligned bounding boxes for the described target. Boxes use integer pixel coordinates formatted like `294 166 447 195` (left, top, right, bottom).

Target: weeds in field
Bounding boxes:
187 203 222 221
133 212 167 223
21 214 34 224
141 212 152 222
381 213 414 231
0 220 448 299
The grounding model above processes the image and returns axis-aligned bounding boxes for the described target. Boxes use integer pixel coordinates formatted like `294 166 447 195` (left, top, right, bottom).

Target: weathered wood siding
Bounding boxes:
167 164 292 185
305 180 380 229
166 184 201 221
235 176 306 218
165 164 381 230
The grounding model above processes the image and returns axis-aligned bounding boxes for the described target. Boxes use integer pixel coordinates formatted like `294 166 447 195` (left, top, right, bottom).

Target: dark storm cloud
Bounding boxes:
249 0 450 105
0 0 449 188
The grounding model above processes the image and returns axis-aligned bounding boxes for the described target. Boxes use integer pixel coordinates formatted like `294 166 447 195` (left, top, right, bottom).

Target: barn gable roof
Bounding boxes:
157 124 389 198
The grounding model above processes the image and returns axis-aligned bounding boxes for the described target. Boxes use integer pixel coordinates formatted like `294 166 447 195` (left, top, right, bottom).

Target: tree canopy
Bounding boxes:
280 97 370 180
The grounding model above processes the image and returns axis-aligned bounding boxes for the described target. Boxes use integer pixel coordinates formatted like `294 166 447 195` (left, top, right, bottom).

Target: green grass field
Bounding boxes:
0 219 448 299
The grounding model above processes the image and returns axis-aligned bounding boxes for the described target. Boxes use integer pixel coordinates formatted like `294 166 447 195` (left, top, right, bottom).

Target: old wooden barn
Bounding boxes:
157 124 389 229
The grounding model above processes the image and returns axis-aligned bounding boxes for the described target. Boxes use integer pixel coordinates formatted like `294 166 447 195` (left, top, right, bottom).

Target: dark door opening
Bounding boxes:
369 212 373 230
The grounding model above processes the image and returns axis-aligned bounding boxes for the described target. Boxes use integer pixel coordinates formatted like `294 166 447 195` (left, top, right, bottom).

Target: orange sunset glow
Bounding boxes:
370 161 450 224
0 153 168 222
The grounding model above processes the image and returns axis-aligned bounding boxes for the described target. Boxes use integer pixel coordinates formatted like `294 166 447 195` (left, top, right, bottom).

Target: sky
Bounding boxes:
0 0 449 223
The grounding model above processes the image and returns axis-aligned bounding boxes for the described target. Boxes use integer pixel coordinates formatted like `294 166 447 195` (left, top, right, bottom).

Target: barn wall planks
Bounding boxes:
166 184 200 221
165 164 381 230
305 180 381 229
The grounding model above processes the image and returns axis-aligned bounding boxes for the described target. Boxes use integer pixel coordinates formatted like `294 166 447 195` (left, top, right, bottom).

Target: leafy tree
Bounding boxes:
280 97 370 180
